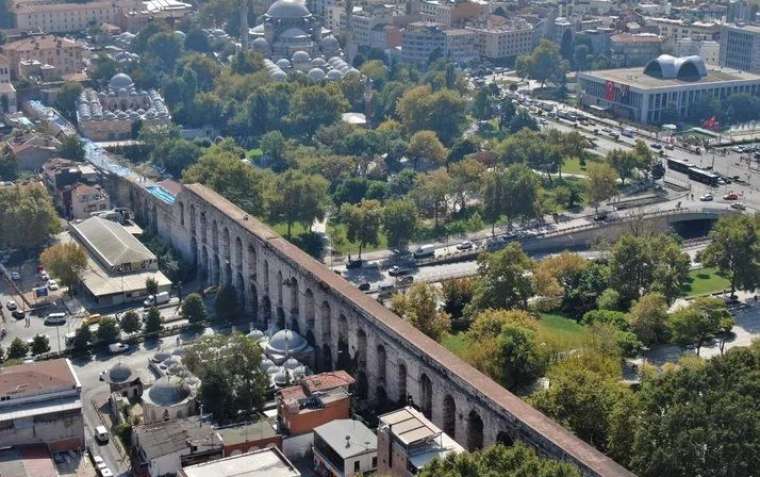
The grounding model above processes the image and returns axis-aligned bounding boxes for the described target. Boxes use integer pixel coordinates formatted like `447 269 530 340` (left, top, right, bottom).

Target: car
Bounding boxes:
47 279 59 291
664 143 674 150
100 468 113 477
53 453 66 464
345 258 363 269
44 312 66 325
39 271 49 281
12 309 25 319
397 276 414 286
108 343 129 354
601 127 612 133
593 212 608 222
388 266 410 277
10 271 20 280
357 282 371 291
92 456 106 470
95 425 109 443
699 193 713 201
724 192 739 200
731 202 747 210
6 300 17 311
650 143 663 150
456 241 474 251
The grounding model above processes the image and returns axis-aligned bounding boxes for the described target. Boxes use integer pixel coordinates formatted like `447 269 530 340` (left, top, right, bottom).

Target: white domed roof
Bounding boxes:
308 67 326 81
146 376 190 407
249 329 266 342
109 73 133 90
327 69 343 80
272 70 287 81
276 58 292 69
267 364 284 375
266 0 310 18
311 57 326 67
267 329 308 354
252 37 270 52
321 35 339 48
260 358 276 371
283 357 301 369
292 50 310 63
346 67 361 77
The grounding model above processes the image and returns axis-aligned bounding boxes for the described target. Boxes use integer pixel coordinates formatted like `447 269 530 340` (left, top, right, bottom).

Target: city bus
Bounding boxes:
667 158 693 173
688 167 719 187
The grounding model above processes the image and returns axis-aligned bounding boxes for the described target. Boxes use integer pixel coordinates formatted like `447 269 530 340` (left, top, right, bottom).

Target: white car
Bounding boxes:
456 241 474 251
93 456 107 470
100 468 113 477
6 300 17 311
39 271 49 281
10 271 20 280
108 343 129 354
699 193 713 201
48 279 59 291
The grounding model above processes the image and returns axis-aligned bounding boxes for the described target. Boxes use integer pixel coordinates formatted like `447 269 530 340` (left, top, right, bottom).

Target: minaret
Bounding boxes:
240 0 249 50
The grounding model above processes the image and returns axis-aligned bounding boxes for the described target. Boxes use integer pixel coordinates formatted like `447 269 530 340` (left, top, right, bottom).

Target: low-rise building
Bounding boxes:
216 418 282 456
12 0 140 33
610 32 662 67
414 0 484 27
377 406 464 477
0 359 84 452
68 182 110 219
142 376 198 424
132 416 224 477
103 362 144 399
645 16 720 43
0 83 18 114
0 35 86 80
6 134 60 171
313 419 377 477
179 448 300 477
277 370 354 437
466 16 535 62
401 21 478 66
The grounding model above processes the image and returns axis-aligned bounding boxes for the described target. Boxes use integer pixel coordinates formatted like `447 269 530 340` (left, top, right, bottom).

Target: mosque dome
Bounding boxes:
327 69 343 80
109 73 133 91
252 37 270 53
311 57 326 67
266 0 310 18
260 358 276 371
321 35 339 49
283 357 301 370
145 376 191 407
107 362 134 383
271 70 287 82
291 50 311 64
276 58 292 69
268 329 308 355
249 329 266 342
308 67 326 81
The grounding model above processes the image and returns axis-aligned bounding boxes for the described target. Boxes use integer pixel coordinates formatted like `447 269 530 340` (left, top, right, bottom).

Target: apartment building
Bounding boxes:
12 0 140 33
0 359 85 452
609 32 662 67
644 16 720 43
414 0 484 27
0 35 86 80
401 21 478 66
466 16 535 62
720 23 760 73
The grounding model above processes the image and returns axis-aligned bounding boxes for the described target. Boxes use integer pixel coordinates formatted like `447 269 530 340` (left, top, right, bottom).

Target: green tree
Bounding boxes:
40 243 87 291
469 243 534 312
30 334 51 355
158 139 201 177
146 31 184 71
144 306 163 334
259 130 287 169
96 317 120 345
71 325 92 355
407 130 447 170
382 199 417 249
700 214 760 295
288 84 349 136
396 85 467 143
54 82 83 121
89 54 118 83
626 292 669 346
449 157 484 213
57 135 86 162
266 170 328 238
0 144 17 181
412 170 451 228
442 277 474 323
215 285 239 322
181 293 207 327
585 162 617 213
145 277 159 296
390 283 450 341
7 337 29 360
340 199 383 260
605 149 639 185
183 334 268 422
517 39 567 88
496 324 545 390
419 443 581 477
120 311 142 334
669 297 733 355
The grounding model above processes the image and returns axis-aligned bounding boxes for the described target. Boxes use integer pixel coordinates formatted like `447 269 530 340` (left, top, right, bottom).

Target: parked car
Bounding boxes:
10 271 20 280
6 300 17 311
95 425 109 444
108 343 129 354
456 241 474 251
11 309 25 319
39 271 49 281
724 192 739 200
731 202 747 210
357 282 371 291
397 276 414 286
650 143 663 150
47 279 59 291
44 312 66 325
92 456 107 470
388 266 410 277
700 193 713 201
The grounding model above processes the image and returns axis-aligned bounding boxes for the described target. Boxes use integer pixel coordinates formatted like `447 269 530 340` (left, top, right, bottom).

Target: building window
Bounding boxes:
354 461 360 473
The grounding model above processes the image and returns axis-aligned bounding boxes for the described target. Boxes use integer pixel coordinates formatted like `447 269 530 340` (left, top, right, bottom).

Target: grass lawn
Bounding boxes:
441 332 469 359
681 267 730 297
560 157 598 176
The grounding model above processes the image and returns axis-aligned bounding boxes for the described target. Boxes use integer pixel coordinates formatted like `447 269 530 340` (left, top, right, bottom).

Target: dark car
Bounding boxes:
358 282 371 291
345 259 363 269
11 309 25 319
397 276 414 286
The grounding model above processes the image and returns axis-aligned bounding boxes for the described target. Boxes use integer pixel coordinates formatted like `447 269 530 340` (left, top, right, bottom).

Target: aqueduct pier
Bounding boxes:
113 176 636 477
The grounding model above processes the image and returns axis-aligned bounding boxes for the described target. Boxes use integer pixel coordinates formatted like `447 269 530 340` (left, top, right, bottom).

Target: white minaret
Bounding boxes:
240 0 249 50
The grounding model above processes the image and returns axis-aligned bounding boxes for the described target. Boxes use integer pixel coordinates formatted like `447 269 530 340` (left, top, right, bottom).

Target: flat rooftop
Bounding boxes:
0 359 79 400
215 418 278 445
180 448 300 477
581 65 760 89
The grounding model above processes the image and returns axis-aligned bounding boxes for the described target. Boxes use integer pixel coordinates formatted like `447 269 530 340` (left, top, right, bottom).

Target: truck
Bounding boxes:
413 245 436 259
143 291 170 307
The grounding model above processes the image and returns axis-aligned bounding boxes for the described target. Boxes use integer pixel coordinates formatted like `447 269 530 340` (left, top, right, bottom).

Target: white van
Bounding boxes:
95 425 109 443
44 312 66 325
413 245 436 259
144 291 170 307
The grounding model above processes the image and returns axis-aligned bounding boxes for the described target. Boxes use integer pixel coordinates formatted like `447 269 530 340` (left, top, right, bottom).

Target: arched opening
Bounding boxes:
190 204 196 235
496 431 514 447
235 236 243 271
262 296 272 330
276 307 285 330
201 246 209 281
355 371 368 400
398 362 407 405
306 329 315 347
320 301 331 339
443 395 456 439
200 212 207 244
248 243 257 279
190 237 198 271
212 254 220 285
466 410 484 451
304 289 315 331
212 220 219 249
420 373 432 419
236 271 245 308
321 344 332 372
263 260 270 294
337 314 350 371
224 262 232 287
277 271 283 306
355 328 367 372
290 317 300 334
178 201 185 227
376 386 389 412
289 277 299 315
250 283 258 322
376 345 386 384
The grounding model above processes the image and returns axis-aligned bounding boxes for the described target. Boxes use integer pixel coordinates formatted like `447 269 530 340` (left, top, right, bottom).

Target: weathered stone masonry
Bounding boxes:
123 177 636 477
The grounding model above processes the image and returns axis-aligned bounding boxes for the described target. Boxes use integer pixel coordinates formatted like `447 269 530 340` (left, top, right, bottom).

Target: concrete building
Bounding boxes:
0 35 86 80
377 406 464 477
179 448 300 477
415 0 484 28
142 375 197 424
674 38 720 65
401 22 478 66
69 215 171 305
720 23 760 73
0 359 84 452
216 418 282 456
78 73 172 141
578 55 760 123
6 134 60 171
277 370 354 437
132 416 224 477
111 174 636 477
313 419 377 477
69 182 110 219
12 0 140 33
466 16 535 62
609 33 663 67
645 17 720 43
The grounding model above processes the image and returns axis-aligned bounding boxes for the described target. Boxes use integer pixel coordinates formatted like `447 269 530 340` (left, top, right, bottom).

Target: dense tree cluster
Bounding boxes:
0 184 60 251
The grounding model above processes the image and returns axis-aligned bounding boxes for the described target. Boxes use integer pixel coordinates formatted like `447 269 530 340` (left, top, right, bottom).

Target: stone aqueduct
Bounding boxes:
118 178 635 477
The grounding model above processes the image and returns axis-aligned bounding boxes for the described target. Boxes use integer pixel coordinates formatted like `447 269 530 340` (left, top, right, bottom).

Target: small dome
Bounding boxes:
249 329 266 342
146 376 190 407
321 35 339 49
346 67 361 77
267 365 284 375
271 70 287 82
283 357 301 370
152 351 171 363
292 50 310 63
273 369 289 386
308 67 326 81
174 30 186 40
311 57 326 67
276 58 292 69
327 69 343 80
266 0 310 18
107 362 133 383
268 329 308 354
252 37 270 53
109 73 133 91
260 358 276 371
